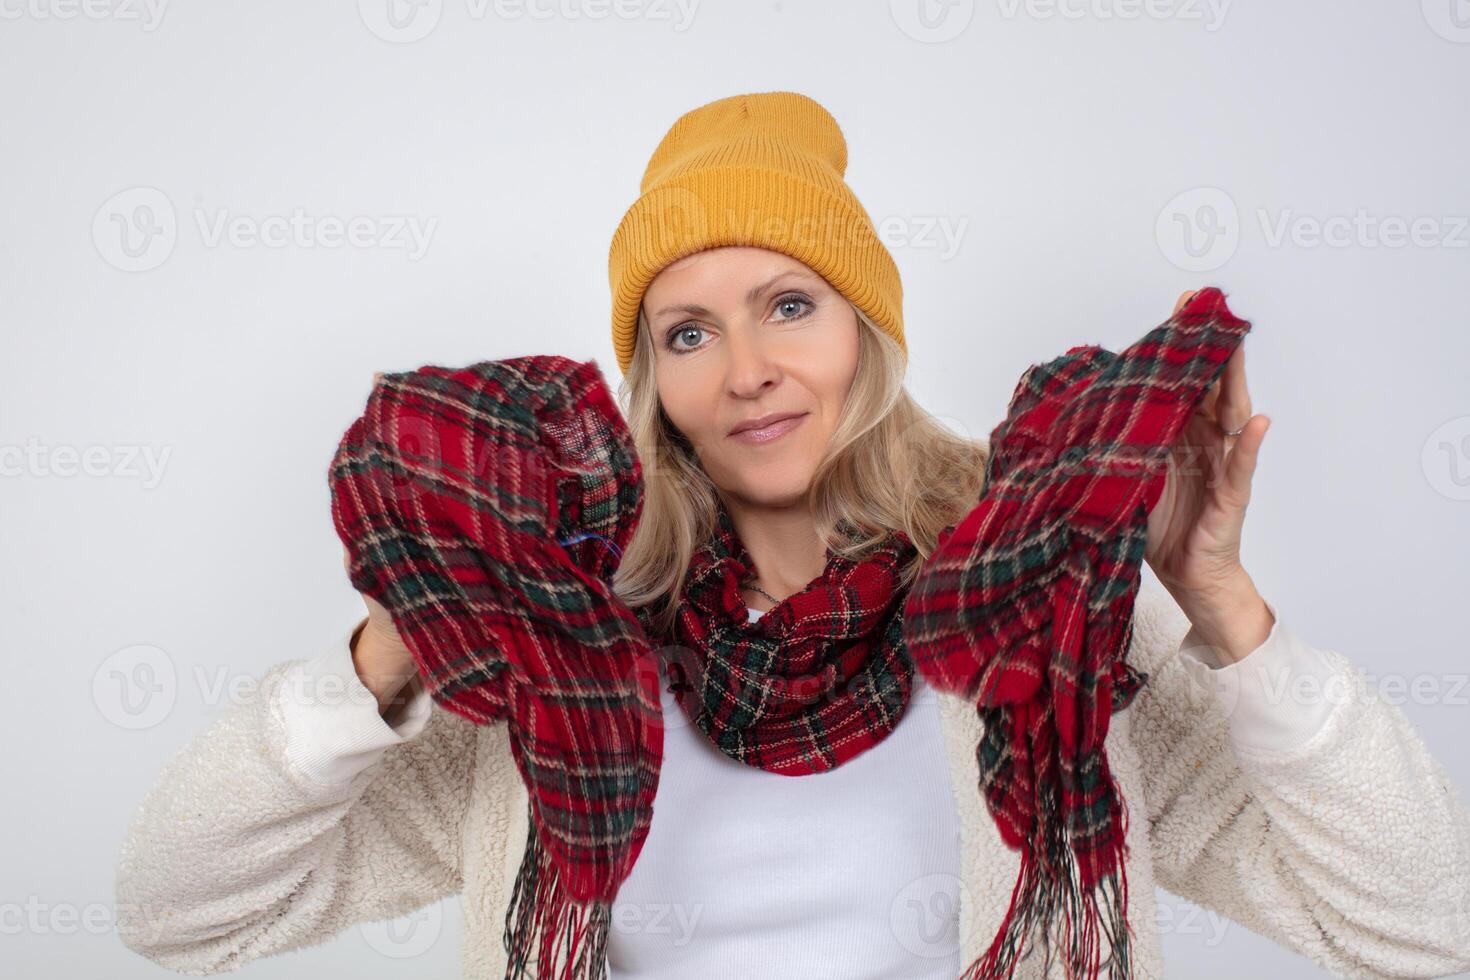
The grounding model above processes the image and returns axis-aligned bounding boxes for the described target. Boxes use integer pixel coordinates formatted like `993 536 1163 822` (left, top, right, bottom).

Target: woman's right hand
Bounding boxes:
342 544 422 716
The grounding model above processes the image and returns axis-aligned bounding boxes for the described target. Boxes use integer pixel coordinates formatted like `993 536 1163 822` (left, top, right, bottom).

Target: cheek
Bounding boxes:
654 364 715 440
799 323 860 404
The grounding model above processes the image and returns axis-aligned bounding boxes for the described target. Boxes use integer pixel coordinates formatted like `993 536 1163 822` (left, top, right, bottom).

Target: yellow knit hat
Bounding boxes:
607 91 905 373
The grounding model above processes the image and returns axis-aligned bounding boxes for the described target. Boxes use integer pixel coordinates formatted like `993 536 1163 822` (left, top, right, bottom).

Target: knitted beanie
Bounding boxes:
606 91 905 372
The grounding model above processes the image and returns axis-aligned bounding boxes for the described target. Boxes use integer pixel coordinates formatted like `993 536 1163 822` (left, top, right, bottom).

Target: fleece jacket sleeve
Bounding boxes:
113 624 479 975
1126 585 1470 979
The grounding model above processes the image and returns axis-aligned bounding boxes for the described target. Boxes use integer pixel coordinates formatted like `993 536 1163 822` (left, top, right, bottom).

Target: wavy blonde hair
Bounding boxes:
611 299 992 639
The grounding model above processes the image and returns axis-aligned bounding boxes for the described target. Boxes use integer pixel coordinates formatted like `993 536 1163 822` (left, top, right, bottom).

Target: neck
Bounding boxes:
722 497 827 609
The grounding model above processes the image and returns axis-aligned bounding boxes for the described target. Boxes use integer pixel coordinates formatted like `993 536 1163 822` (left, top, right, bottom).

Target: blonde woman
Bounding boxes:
115 92 1470 979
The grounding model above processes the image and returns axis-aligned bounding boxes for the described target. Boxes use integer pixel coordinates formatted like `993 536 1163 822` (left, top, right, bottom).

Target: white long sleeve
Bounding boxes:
1131 589 1470 978
275 626 435 787
114 626 479 974
1174 596 1342 754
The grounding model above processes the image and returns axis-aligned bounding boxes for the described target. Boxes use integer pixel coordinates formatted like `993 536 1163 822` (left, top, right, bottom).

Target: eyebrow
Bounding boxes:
650 271 818 322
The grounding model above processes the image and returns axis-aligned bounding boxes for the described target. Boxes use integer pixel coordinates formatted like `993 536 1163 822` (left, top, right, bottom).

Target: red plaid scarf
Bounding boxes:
328 286 1250 979
655 500 917 774
907 286 1251 976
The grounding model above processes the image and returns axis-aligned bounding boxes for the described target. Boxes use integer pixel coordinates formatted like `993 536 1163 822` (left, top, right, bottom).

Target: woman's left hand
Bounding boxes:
1144 290 1275 663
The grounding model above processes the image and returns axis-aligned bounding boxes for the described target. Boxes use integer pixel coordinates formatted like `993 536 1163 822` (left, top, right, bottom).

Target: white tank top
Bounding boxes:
607 606 964 978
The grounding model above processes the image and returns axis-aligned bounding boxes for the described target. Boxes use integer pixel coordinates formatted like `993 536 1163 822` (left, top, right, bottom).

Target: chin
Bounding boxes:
724 465 815 509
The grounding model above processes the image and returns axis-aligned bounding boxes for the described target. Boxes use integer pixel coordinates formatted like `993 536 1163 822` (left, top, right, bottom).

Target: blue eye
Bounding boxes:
662 293 816 356
773 293 814 321
665 325 707 353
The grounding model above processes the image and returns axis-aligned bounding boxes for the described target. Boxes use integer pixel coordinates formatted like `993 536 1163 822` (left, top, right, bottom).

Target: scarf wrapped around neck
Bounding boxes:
328 286 1251 979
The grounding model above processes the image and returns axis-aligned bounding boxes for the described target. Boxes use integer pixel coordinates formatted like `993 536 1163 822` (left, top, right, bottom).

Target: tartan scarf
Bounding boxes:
327 286 1251 979
905 286 1250 977
650 498 918 775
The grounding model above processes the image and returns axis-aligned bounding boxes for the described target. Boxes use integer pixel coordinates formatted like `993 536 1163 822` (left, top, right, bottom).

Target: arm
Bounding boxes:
1125 585 1470 979
114 622 479 975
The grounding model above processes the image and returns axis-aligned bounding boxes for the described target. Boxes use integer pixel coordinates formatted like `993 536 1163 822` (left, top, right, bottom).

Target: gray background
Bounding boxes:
2 1 1467 976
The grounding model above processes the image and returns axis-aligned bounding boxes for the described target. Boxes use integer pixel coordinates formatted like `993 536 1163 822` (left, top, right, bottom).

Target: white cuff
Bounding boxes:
1177 598 1341 755
273 625 434 789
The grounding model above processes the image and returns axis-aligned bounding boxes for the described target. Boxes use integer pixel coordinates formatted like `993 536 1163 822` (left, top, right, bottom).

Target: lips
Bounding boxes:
728 412 808 444
729 411 806 437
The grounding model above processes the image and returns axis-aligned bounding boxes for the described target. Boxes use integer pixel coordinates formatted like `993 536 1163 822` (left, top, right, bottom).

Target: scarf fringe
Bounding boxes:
961 790 1137 979
503 807 612 980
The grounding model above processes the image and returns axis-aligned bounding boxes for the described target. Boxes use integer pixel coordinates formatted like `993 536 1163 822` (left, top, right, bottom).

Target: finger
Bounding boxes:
1171 290 1223 421
1217 345 1251 434
1207 351 1235 433
1219 414 1268 509
1196 369 1225 424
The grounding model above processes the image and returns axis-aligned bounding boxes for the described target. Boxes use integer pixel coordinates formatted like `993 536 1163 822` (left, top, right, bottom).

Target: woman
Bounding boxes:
115 91 1470 979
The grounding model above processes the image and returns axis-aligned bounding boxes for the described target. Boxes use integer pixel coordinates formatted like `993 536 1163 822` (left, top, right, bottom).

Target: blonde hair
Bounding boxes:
611 300 991 639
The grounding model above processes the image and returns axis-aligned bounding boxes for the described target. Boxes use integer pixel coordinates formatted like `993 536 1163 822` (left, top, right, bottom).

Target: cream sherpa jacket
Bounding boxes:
114 585 1470 978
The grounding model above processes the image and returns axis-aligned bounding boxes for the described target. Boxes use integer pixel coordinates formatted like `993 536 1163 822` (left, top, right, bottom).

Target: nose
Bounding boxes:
724 323 781 399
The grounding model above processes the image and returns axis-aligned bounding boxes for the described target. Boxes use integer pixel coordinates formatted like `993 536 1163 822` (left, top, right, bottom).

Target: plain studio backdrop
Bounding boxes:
2 2 1467 977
